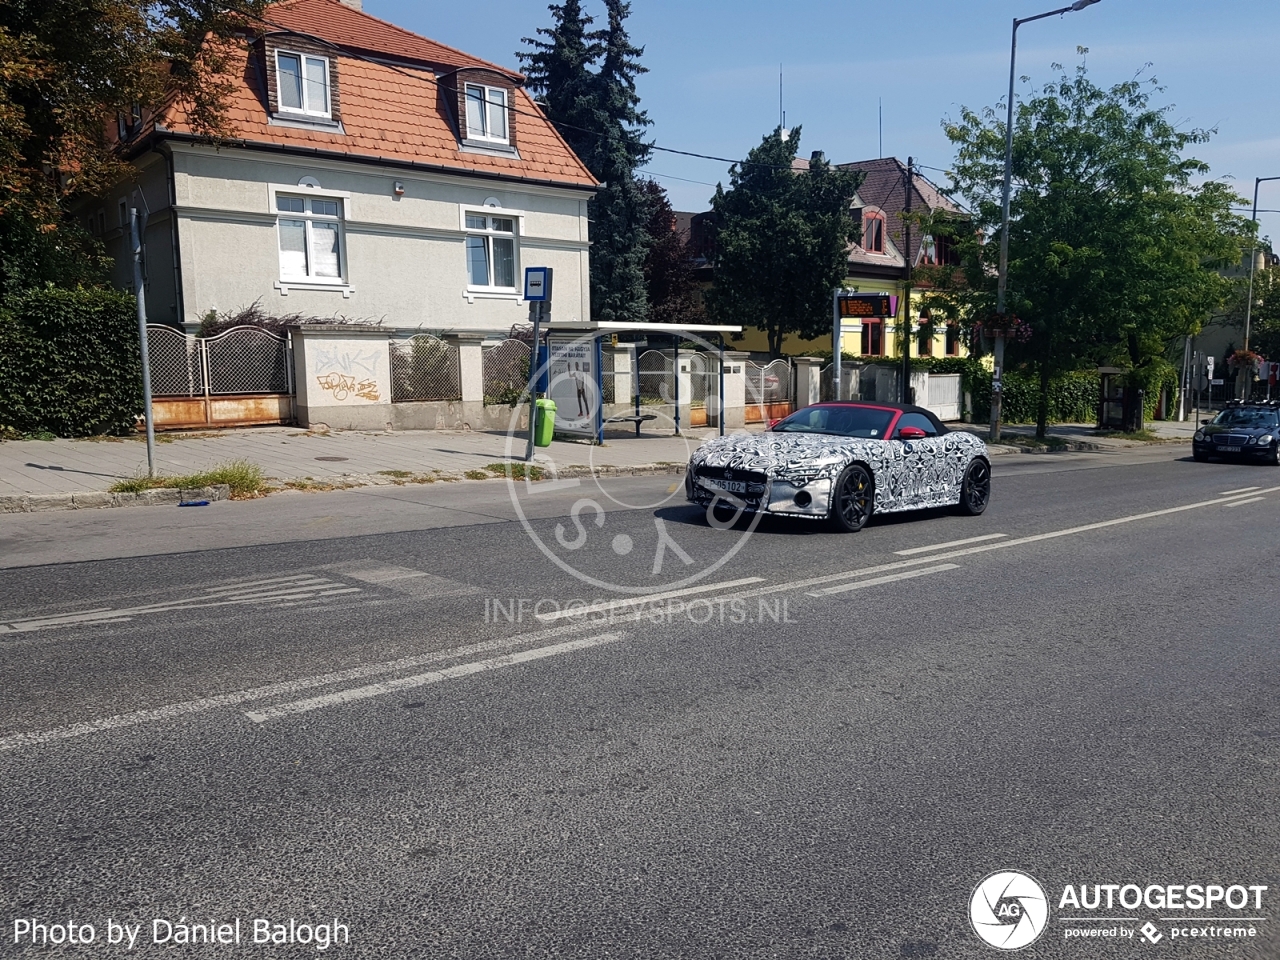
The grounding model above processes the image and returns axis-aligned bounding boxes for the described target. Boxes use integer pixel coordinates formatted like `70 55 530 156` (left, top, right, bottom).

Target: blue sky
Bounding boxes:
368 0 1280 243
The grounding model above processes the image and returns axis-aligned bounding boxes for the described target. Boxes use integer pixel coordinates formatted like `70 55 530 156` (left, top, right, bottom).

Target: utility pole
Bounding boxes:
131 208 156 477
901 157 913 404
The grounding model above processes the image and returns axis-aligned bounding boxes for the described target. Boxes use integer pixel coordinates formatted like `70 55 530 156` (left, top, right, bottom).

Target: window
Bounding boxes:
860 319 884 356
276 194 343 280
119 200 129 231
896 412 939 437
276 51 330 118
464 213 516 288
863 213 885 253
464 84 508 143
917 322 933 357
945 323 961 356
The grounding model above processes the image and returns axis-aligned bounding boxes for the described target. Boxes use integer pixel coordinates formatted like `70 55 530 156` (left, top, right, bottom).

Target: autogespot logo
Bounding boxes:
970 870 1050 951
503 329 762 594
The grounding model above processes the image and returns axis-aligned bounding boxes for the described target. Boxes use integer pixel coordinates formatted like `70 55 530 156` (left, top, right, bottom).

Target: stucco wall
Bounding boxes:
169 143 591 331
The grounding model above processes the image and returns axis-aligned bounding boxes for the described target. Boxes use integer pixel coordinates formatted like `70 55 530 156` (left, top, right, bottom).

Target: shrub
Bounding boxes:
109 460 267 498
0 288 142 436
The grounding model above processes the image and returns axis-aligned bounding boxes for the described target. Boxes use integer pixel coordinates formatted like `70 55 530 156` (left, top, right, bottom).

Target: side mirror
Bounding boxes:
896 426 928 440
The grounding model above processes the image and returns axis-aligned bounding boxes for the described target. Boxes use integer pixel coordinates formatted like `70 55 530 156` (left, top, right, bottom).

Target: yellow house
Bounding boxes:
733 157 968 360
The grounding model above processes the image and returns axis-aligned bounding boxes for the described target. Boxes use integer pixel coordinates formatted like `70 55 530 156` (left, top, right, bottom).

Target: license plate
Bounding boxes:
1222 445 1241 453
710 479 747 494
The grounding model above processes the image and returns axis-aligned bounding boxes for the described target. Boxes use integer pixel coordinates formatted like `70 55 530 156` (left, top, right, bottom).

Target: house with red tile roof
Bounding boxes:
86 0 597 333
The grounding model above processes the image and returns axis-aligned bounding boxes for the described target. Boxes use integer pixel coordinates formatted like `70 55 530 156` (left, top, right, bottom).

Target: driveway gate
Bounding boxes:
146 325 294 429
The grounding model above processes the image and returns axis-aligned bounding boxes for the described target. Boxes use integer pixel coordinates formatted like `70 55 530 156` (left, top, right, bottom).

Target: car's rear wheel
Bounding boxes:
956 458 991 516
829 463 874 532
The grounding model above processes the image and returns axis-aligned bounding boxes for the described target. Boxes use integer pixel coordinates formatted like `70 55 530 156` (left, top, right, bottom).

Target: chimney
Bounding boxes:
338 0 361 9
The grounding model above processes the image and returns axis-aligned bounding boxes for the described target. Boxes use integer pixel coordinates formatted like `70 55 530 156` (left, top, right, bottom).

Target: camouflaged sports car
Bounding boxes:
685 402 991 531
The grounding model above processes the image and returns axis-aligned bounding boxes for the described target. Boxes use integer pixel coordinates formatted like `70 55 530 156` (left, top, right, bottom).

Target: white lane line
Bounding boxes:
533 577 767 623
1219 486 1261 496
1224 496 1265 508
894 534 1007 556
245 632 627 722
806 564 960 598
0 622 609 752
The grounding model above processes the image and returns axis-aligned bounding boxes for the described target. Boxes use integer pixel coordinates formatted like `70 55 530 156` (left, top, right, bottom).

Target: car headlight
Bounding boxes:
1248 436 1259 445
1193 429 1205 442
1259 434 1275 445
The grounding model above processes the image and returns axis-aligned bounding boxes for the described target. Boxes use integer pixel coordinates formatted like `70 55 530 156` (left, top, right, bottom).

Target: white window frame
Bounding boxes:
463 84 509 144
270 185 351 295
275 50 332 120
463 210 520 294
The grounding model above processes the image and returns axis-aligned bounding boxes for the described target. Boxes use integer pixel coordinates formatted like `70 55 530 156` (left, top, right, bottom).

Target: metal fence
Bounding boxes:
482 338 531 405
638 349 674 403
146 324 291 396
390 335 462 402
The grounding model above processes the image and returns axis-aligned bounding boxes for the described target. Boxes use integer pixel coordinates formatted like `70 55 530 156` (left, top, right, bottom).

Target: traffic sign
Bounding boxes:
524 266 553 302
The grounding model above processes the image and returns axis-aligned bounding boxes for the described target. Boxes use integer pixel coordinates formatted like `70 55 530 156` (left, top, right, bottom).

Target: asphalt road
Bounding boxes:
2 445 1278 959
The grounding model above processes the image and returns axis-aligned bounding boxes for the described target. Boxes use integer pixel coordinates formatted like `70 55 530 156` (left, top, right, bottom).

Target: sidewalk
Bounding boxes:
0 417 1196 502
0 425 736 498
957 419 1197 453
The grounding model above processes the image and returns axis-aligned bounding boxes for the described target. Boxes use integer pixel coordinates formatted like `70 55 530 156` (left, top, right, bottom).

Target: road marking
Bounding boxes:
806 564 960 597
894 534 1007 555
1224 496 1265 508
533 577 767 623
1219 486 1261 496
0 578 363 635
0 621 611 752
245 632 627 722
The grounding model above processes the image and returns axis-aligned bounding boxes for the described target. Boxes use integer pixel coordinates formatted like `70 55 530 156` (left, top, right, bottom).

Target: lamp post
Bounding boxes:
991 0 1103 441
1243 176 1280 353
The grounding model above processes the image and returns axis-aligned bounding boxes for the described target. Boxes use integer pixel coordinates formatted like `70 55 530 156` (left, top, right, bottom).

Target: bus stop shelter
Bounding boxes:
536 321 743 442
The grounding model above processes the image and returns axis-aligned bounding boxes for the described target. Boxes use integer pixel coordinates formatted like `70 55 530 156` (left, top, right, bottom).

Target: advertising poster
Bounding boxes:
545 336 601 438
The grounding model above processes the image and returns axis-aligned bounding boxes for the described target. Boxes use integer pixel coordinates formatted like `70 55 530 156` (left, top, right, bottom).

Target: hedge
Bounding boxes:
0 288 142 437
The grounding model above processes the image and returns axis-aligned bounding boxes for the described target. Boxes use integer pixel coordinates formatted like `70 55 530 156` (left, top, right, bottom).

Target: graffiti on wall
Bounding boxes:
316 373 380 402
312 345 384 403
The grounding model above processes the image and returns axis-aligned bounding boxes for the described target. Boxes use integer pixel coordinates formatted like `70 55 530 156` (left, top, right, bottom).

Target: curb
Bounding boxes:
0 484 230 515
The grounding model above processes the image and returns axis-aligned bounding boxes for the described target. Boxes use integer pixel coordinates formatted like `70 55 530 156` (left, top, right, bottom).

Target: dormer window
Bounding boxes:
277 51 331 118
863 212 885 254
464 84 508 143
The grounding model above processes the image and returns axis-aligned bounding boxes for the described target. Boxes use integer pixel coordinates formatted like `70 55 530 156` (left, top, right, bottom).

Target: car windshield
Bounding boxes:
772 404 895 438
1211 408 1279 428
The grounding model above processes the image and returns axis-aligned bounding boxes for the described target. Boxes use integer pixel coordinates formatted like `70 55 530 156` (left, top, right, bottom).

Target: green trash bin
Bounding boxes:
534 398 556 447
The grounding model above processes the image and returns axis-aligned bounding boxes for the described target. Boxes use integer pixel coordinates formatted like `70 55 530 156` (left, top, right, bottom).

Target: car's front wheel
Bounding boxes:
829 463 874 532
956 458 991 516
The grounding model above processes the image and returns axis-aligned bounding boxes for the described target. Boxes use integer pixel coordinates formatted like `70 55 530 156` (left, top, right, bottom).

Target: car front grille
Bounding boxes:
1215 434 1249 445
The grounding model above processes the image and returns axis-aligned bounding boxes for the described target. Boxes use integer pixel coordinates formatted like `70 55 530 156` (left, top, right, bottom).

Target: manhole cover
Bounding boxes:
314 456 349 462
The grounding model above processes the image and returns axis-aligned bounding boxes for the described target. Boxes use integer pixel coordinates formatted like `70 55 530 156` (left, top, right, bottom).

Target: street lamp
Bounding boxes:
990 0 1103 441
1243 176 1280 353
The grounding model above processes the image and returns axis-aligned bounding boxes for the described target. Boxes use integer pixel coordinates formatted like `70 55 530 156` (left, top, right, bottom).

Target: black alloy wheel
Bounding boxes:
957 457 991 516
829 463 874 532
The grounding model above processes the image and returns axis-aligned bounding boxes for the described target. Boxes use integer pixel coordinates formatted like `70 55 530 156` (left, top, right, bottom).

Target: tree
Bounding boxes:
0 0 266 295
1228 261 1280 361
943 59 1249 436
639 179 701 325
704 129 863 358
520 0 653 322
517 1 599 167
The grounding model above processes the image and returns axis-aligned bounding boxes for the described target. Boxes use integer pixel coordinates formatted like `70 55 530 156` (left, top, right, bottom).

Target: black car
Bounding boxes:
1192 401 1280 465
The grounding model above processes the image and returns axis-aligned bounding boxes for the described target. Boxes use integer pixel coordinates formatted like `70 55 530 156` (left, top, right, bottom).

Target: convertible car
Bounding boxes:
685 402 991 531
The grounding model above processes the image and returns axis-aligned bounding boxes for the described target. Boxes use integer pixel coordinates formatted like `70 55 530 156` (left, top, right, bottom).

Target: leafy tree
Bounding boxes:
639 178 701 325
0 0 266 294
517 0 599 167
521 0 652 322
943 59 1249 436
1228 262 1280 361
704 129 863 358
